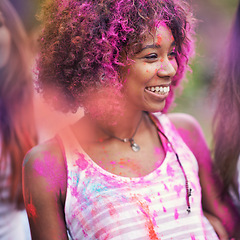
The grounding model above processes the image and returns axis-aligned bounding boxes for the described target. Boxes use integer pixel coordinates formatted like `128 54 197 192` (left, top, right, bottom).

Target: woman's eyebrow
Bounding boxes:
141 44 161 51
140 40 176 52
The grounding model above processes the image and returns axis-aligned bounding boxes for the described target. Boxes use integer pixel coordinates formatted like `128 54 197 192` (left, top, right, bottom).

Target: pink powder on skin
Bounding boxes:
26 202 37 221
33 151 66 192
26 195 37 222
154 147 161 155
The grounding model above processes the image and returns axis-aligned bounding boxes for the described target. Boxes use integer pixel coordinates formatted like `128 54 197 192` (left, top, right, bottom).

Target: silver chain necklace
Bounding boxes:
101 115 143 152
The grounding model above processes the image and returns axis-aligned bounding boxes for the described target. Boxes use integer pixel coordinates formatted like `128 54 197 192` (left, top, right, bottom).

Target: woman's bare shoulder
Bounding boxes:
23 136 66 194
167 112 202 133
166 112 208 162
23 137 63 166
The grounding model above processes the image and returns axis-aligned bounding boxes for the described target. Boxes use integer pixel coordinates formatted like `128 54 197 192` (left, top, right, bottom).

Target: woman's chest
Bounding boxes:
81 136 165 178
65 155 202 240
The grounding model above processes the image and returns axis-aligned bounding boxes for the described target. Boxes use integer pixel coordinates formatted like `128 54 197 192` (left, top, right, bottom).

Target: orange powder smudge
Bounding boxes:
26 196 37 221
118 158 141 176
132 195 159 240
156 35 162 46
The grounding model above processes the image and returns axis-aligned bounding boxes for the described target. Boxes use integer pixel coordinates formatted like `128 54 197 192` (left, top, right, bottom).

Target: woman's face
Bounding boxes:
0 12 11 69
122 24 178 113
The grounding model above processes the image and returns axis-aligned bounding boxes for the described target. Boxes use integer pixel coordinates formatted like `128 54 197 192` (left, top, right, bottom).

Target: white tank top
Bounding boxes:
58 113 218 240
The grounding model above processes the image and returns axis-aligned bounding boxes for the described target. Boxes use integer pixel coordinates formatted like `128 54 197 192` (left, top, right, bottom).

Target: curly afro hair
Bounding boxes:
36 0 195 113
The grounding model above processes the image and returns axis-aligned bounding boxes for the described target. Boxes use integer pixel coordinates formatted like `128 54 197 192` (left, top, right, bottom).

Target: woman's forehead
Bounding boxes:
141 24 174 47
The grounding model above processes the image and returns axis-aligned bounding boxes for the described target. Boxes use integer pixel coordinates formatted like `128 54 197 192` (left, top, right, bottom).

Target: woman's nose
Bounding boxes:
156 57 177 78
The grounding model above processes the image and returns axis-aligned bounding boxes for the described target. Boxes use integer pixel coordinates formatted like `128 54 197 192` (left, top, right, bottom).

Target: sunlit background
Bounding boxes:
172 0 239 148
10 0 239 146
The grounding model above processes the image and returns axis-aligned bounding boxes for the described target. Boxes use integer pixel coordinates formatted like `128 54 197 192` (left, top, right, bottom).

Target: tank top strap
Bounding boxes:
151 112 199 173
56 126 83 171
151 112 184 146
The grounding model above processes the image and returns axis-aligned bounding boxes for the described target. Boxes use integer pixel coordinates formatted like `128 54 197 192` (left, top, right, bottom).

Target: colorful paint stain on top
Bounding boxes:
191 234 196 240
144 196 152 203
174 208 179 220
74 153 88 170
132 194 159 240
108 202 118 216
174 184 183 197
166 164 175 177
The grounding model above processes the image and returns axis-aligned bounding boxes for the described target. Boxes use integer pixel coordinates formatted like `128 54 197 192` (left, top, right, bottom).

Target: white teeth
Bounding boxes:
146 86 170 94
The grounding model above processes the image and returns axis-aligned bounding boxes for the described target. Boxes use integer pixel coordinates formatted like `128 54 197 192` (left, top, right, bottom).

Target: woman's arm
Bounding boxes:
168 113 240 239
23 138 68 240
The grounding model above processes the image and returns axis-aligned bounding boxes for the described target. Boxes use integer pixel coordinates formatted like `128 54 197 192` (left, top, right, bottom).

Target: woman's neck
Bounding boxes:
82 110 145 143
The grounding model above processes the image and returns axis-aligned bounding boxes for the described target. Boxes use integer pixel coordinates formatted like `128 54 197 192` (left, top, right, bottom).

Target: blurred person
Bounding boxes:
0 0 37 239
213 1 240 215
23 0 239 239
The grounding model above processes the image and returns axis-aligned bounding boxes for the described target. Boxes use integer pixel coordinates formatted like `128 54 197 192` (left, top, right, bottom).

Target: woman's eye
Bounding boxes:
168 51 177 59
144 53 158 60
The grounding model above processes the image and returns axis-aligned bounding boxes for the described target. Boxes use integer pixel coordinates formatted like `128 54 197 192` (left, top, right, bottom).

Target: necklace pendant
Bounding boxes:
130 139 140 152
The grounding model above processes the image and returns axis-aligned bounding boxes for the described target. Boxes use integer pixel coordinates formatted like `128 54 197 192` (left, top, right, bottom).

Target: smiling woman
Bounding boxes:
123 24 178 113
23 0 240 239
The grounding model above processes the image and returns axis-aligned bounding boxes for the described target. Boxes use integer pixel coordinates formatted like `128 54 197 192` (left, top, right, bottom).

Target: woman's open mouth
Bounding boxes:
145 85 170 95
